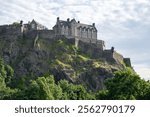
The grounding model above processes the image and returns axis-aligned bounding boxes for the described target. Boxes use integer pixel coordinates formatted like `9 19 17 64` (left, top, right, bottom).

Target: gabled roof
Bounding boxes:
30 19 48 29
54 18 97 31
59 20 70 27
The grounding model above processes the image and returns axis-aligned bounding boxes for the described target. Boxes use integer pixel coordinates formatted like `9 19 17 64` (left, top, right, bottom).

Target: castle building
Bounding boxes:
23 19 47 32
53 17 97 43
0 17 105 50
0 17 131 67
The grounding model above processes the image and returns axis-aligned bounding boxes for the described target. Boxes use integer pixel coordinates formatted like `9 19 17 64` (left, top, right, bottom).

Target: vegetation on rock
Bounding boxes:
0 58 150 100
0 37 149 100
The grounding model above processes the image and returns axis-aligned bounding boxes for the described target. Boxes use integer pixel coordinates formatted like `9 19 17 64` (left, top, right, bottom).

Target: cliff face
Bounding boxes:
0 32 129 91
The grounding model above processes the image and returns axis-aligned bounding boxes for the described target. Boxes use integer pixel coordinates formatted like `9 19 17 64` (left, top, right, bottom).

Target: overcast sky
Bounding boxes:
0 0 150 80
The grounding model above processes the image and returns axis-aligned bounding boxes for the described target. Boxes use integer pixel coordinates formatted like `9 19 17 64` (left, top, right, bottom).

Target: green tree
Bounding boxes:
24 75 63 100
95 90 109 100
58 80 95 100
0 59 16 99
104 68 150 100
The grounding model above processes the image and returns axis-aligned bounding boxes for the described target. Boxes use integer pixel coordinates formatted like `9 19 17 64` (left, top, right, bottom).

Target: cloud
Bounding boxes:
134 64 150 80
0 0 150 80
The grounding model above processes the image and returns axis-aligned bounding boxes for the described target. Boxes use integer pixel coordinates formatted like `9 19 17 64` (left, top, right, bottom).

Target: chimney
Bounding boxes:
67 18 70 22
92 23 95 27
20 20 23 26
57 17 59 22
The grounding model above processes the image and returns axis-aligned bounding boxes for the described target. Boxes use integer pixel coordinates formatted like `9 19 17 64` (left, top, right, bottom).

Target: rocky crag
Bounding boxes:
0 18 132 91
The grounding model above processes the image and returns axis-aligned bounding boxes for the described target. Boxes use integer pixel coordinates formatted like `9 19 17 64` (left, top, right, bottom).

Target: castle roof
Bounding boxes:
30 19 48 29
56 18 97 31
59 20 70 27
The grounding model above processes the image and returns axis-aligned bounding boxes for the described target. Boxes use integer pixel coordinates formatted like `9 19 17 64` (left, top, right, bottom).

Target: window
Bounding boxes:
31 23 35 29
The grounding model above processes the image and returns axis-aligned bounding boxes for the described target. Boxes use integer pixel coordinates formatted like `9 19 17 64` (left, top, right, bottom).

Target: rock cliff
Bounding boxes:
0 33 130 91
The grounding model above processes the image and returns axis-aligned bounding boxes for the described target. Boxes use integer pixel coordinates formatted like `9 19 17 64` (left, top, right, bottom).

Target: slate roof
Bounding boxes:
58 19 97 30
31 19 48 29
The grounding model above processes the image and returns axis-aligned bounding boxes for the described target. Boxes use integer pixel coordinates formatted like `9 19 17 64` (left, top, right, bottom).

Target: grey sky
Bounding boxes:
0 0 150 80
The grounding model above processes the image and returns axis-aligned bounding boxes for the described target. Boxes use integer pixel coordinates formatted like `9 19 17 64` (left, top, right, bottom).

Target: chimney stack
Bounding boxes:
57 17 59 22
92 23 95 27
67 18 70 22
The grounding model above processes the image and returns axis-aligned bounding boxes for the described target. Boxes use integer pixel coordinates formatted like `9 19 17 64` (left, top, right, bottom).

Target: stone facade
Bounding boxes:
22 19 47 33
0 17 105 50
53 17 97 43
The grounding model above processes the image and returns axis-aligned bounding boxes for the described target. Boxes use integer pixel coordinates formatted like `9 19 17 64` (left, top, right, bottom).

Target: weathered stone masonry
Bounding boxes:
53 17 97 43
0 17 131 66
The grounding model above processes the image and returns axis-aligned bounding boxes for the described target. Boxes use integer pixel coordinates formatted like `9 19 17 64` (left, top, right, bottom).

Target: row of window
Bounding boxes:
60 27 97 39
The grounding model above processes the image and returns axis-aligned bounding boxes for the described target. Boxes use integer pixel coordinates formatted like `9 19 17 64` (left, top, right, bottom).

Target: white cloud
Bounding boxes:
134 64 150 80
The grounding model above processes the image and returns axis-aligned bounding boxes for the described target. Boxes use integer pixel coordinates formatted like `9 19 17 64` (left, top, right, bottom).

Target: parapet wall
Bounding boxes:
78 40 103 58
76 37 97 44
96 40 105 50
123 58 131 67
103 50 124 64
103 50 113 58
0 25 22 36
38 30 55 39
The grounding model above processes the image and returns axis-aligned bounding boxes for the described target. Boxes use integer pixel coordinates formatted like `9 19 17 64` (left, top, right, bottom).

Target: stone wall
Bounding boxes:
103 50 113 59
78 40 103 58
60 25 70 36
23 30 38 39
38 30 55 39
123 58 131 67
103 50 124 64
0 25 22 36
53 18 97 43
96 40 105 50
75 27 97 43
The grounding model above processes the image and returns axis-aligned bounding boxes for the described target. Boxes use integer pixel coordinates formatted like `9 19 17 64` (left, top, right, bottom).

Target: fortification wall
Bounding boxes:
96 40 105 50
123 58 131 67
78 40 103 58
103 50 124 64
38 30 55 39
79 37 91 43
103 50 113 59
24 30 38 39
76 37 97 44
77 28 96 39
0 25 22 36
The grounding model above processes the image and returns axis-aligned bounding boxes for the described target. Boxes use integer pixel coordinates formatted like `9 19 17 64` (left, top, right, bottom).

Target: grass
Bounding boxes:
55 59 72 69
77 55 89 62
92 61 102 68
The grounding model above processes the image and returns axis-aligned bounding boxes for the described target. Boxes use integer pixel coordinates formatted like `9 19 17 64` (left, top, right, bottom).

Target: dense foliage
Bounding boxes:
0 59 150 100
96 69 150 100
